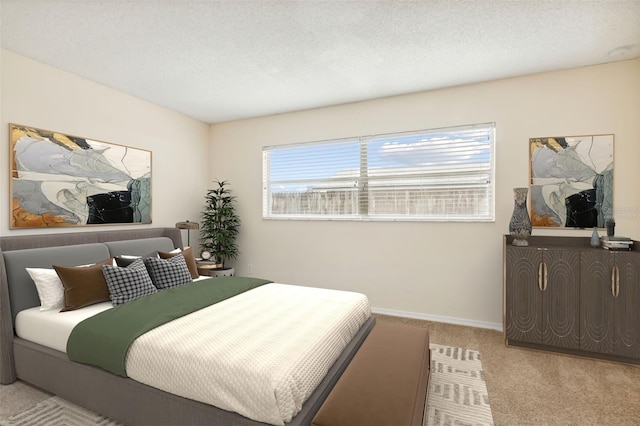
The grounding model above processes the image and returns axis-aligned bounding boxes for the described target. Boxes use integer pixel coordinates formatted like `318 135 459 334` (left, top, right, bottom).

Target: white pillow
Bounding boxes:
25 268 65 311
26 260 117 311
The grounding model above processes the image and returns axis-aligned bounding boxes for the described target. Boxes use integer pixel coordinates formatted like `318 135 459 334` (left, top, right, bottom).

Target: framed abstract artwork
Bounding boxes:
10 124 152 229
529 134 613 228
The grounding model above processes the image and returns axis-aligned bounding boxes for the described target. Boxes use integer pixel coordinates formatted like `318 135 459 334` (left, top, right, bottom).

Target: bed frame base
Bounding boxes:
13 317 375 426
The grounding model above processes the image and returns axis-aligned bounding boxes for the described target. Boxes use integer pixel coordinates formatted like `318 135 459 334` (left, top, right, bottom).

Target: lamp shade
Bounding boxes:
175 221 199 230
175 221 199 246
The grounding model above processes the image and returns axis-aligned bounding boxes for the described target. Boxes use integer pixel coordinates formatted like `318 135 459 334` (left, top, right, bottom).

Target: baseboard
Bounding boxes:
371 306 503 332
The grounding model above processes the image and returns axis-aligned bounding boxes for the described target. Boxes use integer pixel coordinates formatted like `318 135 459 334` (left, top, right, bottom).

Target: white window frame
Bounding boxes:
263 122 495 222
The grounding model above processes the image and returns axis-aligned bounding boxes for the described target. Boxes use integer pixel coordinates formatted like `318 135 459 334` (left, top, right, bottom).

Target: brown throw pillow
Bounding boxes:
158 247 199 279
53 258 113 312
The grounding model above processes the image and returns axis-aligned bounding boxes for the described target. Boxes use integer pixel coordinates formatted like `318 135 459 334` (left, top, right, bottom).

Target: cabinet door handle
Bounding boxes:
538 261 544 291
611 266 617 298
536 261 549 292
615 265 620 298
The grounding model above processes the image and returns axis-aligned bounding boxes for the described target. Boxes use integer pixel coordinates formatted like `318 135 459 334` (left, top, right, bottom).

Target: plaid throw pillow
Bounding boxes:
102 259 157 306
143 253 192 290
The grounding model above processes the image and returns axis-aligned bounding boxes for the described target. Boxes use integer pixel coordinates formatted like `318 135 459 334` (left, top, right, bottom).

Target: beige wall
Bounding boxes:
2 47 638 329
0 49 211 241
210 59 640 329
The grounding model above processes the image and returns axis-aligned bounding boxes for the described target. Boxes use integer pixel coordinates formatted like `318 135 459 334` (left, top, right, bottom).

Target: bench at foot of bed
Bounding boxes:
311 322 431 426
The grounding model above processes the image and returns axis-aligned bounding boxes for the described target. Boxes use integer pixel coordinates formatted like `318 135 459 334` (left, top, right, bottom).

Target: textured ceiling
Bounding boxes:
1 1 639 124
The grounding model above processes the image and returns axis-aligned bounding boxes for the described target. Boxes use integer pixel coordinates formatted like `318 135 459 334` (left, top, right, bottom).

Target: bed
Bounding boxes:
0 227 375 426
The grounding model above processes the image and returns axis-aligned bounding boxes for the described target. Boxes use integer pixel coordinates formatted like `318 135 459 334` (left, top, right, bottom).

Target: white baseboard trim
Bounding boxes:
371 306 503 332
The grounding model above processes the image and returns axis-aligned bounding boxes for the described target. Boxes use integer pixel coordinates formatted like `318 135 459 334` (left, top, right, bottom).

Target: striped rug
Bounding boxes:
0 397 122 426
425 344 494 426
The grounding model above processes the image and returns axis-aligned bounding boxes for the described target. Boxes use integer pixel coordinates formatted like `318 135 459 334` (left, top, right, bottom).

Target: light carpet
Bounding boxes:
0 397 122 426
1 344 493 426
426 344 494 426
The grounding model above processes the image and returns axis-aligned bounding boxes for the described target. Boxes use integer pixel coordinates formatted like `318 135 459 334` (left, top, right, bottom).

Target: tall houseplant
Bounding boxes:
200 180 240 268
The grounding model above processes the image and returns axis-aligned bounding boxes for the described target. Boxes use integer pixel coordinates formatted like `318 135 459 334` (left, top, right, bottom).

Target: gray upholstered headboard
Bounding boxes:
3 243 111 323
0 227 182 384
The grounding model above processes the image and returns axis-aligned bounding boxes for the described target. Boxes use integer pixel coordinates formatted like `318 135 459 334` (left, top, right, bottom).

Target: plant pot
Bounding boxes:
210 267 234 277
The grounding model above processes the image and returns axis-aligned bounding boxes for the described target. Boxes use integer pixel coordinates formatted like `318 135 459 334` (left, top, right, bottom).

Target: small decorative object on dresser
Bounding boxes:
590 226 600 248
606 218 616 236
509 187 532 246
600 236 633 251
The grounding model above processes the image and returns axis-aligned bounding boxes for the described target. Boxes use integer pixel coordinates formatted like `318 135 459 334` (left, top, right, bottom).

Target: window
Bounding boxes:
263 122 495 221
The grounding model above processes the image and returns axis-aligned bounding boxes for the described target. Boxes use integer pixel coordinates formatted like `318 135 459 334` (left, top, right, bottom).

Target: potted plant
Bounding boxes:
200 180 240 272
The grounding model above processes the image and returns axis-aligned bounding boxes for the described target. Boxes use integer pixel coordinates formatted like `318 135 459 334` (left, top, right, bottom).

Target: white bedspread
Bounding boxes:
125 283 371 426
15 302 113 353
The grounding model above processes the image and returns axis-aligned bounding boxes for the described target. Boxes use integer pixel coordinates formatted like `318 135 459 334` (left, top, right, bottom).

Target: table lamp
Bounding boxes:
175 220 199 246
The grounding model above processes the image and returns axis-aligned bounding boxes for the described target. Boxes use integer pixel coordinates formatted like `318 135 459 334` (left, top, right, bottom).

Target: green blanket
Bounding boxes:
67 276 271 377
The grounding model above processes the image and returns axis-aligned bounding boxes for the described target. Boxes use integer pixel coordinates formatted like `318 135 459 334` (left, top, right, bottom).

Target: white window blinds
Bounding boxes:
263 122 495 221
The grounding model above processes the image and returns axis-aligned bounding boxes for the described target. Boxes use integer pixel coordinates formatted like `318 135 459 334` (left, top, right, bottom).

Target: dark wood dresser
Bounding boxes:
504 235 640 364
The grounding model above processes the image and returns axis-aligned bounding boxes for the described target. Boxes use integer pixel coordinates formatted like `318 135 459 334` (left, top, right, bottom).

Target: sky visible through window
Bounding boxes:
267 129 492 190
269 139 359 182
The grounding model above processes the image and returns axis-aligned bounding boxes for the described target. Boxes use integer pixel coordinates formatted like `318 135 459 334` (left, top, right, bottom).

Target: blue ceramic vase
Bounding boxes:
590 227 600 248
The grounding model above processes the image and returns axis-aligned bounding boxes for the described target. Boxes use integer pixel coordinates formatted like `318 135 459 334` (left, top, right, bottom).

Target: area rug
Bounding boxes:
0 397 122 426
1 344 493 426
425 344 494 426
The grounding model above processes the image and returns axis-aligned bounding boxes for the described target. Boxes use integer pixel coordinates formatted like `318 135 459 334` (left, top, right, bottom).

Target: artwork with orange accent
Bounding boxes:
529 134 613 228
10 124 152 229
